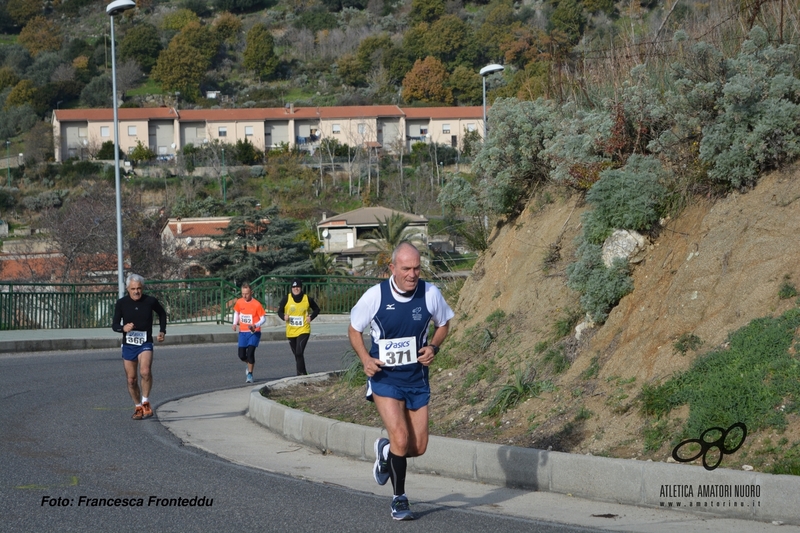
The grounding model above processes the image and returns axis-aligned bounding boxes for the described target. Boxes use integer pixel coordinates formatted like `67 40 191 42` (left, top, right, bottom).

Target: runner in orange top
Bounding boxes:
231 283 266 383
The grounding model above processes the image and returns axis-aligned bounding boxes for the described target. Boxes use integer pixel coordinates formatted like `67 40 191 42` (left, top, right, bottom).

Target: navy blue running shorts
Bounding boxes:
366 378 430 410
121 342 154 361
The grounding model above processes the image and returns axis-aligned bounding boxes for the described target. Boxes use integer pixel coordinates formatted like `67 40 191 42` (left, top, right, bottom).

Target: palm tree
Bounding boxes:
310 252 350 276
362 213 426 277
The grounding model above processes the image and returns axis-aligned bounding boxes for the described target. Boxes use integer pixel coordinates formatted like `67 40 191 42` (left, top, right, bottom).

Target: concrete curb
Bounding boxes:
0 332 242 354
0 316 350 354
249 373 800 526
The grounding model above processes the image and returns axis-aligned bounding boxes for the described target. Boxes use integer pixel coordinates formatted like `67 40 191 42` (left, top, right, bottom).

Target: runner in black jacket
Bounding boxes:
112 273 167 420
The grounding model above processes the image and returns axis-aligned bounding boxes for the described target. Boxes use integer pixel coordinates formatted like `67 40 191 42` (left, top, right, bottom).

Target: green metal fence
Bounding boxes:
0 275 382 331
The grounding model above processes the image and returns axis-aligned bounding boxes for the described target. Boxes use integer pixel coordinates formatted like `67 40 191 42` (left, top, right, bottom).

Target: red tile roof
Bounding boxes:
402 106 483 119
54 106 482 123
163 218 231 238
54 108 178 121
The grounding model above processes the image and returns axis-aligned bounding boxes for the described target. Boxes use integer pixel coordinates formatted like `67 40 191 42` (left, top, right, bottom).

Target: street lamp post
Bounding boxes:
107 0 136 298
479 64 504 139
221 147 226 203
5 140 9 187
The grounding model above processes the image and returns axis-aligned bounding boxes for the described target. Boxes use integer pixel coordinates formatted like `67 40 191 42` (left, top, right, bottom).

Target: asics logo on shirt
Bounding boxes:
384 339 411 350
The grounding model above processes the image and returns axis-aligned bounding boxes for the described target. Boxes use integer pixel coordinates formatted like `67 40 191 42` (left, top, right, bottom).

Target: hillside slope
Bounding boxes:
432 165 800 463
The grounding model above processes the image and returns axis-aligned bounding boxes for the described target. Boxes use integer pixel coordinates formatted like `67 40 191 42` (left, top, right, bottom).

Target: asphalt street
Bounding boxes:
1 340 613 533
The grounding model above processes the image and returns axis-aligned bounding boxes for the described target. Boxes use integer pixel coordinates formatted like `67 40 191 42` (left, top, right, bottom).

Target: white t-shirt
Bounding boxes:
350 278 454 335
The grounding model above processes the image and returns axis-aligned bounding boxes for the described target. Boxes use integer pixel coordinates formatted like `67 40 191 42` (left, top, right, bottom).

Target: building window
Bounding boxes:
357 123 366 134
332 124 341 134
420 127 428 136
128 126 137 136
245 126 254 136
218 126 227 137
442 124 450 134
467 123 476 132
78 127 88 138
100 126 110 137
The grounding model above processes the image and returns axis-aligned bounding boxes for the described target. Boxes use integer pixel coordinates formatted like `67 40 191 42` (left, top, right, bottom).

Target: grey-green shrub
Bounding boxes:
566 242 634 323
701 28 800 188
581 154 668 244
471 97 556 215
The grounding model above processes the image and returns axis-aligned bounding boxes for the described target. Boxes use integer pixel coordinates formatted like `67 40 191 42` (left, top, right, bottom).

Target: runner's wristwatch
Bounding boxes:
430 344 439 355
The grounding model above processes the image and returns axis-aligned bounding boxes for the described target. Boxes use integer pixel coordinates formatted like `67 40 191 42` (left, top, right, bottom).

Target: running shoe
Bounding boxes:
246 372 253 383
373 437 390 485
391 495 414 521
142 401 153 418
132 406 144 420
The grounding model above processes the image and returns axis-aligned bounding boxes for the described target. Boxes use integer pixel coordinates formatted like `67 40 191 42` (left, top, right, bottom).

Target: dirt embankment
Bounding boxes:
432 167 800 459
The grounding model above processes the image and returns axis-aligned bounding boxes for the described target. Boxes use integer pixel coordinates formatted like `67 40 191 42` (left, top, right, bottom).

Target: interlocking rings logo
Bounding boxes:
671 422 747 471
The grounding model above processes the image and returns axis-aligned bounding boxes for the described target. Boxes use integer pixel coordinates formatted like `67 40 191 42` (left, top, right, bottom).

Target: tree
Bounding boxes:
130 141 156 164
152 34 210 101
23 121 53 165
5 79 37 110
424 15 476 69
213 11 242 45
549 0 585 44
213 0 266 13
475 0 515 60
410 0 444 24
112 59 143 99
336 54 365 86
362 213 424 276
0 66 20 91
178 22 220 65
355 34 393 73
160 8 201 31
97 141 124 160
127 208 180 280
243 23 279 81
447 65 482 105
201 203 312 283
119 23 162 74
401 56 452 104
233 138 263 165
7 0 41 26
35 183 120 282
182 0 213 17
310 252 349 276
18 16 62 58
80 75 112 108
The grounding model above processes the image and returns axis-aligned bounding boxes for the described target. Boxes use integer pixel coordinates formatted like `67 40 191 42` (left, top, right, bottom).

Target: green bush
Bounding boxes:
581 155 668 244
566 243 634 323
96 141 123 161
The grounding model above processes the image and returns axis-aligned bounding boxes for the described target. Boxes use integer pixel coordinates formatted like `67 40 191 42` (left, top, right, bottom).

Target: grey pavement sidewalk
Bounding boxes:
0 315 350 353
160 386 800 533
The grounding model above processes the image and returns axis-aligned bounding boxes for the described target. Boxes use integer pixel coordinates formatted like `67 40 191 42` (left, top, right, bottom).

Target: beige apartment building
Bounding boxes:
52 105 484 162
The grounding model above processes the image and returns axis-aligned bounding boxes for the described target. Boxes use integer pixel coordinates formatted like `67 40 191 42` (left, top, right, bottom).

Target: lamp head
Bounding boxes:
106 0 136 17
479 64 504 77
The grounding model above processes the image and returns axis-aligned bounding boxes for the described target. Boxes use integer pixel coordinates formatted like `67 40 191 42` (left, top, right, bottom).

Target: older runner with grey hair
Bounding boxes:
112 273 167 420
